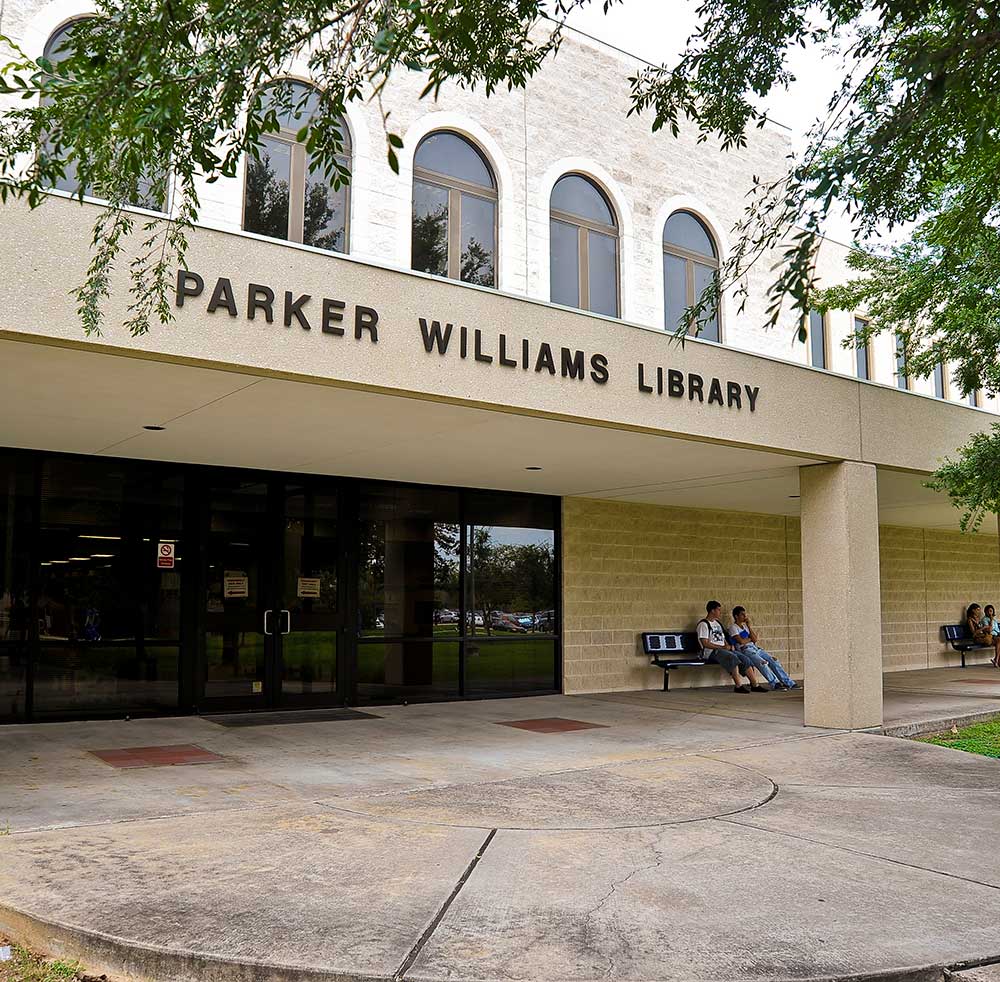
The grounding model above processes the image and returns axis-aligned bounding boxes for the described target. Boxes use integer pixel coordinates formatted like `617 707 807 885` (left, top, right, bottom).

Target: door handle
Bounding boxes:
280 609 291 635
263 609 273 636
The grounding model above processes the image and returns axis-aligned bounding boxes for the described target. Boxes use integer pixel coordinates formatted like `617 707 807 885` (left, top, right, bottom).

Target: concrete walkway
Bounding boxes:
2 668 1000 982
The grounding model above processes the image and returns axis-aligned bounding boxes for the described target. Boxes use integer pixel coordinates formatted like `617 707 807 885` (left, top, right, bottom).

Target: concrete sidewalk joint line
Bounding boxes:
393 828 497 981
714 816 1000 893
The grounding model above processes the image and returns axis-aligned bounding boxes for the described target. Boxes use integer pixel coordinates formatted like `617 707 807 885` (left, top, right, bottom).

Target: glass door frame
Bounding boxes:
192 470 350 714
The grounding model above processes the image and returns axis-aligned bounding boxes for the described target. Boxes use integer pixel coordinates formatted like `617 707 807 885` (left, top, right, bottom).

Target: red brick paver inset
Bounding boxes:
89 744 224 768
497 718 609 734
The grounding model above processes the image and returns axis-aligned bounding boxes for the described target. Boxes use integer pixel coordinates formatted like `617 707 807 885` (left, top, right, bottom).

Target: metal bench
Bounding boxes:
942 624 995 668
640 631 715 690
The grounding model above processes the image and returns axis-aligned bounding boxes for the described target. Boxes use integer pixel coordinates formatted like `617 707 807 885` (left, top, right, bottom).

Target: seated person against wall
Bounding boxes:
727 606 797 690
966 603 1000 668
697 600 771 694
979 604 1000 669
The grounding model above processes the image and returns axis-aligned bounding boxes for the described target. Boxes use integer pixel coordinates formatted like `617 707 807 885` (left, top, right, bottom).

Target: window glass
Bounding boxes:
412 180 450 278
0 455 33 721
303 150 348 252
933 363 945 399
663 253 687 331
896 339 909 389
549 219 580 307
663 211 717 257
809 310 826 368
969 391 979 408
466 525 556 637
694 262 720 342
588 230 618 317
466 639 557 696
245 83 350 253
33 457 183 716
244 136 291 241
255 80 322 131
551 174 614 225
414 132 494 189
459 193 496 286
854 318 870 379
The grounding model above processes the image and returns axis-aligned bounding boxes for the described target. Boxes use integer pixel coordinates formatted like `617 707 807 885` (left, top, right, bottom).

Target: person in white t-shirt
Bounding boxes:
696 600 771 694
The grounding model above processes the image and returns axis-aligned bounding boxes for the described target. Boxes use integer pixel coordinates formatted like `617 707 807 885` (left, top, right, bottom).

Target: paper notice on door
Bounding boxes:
224 571 249 598
297 576 321 599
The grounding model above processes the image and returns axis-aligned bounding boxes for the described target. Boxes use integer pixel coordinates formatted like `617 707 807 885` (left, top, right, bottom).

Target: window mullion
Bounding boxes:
578 225 589 310
448 187 462 280
288 143 306 243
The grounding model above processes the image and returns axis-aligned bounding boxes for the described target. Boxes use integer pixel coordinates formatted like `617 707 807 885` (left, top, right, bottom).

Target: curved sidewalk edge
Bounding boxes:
2 899 995 982
0 903 383 982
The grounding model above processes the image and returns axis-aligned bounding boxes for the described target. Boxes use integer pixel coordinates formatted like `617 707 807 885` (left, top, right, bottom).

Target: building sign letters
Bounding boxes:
175 269 760 413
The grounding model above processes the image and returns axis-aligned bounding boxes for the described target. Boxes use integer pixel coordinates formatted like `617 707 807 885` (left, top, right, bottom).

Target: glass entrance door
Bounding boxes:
201 477 343 711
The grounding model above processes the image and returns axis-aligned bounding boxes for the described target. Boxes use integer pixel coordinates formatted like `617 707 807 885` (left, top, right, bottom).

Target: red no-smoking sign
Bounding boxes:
157 542 175 569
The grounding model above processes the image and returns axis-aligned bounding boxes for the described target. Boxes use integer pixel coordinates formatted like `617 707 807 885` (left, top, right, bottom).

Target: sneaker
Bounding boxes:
734 684 751 694
751 684 771 692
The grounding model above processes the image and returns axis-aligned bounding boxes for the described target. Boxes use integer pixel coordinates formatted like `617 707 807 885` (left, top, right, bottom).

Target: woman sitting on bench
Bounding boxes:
965 603 1000 668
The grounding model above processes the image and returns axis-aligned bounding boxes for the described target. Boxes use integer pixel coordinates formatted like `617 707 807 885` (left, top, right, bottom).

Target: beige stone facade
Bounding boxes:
563 497 1000 695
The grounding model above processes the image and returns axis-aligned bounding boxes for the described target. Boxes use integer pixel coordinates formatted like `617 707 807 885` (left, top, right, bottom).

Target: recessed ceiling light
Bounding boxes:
525 466 543 471
67 556 90 561
80 535 120 540
143 425 165 431
90 553 115 559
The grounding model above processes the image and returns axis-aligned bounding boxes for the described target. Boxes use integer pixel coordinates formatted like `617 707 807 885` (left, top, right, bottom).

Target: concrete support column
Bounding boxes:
799 461 883 729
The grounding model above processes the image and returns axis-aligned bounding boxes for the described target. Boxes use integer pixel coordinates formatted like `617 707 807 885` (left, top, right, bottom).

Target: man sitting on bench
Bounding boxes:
697 600 771 694
727 606 797 690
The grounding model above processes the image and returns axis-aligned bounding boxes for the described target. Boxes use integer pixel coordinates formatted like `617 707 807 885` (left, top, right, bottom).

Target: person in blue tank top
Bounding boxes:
727 606 797 690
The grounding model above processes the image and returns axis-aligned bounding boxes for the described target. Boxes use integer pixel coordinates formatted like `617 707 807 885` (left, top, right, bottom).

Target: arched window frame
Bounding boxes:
662 209 721 341
242 79 352 253
411 129 498 286
549 172 620 316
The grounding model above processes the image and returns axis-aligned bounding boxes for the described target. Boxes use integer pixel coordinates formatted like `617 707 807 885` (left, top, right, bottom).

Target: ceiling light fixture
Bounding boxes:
67 556 90 561
525 466 543 471
788 495 801 499
90 553 115 559
80 535 121 541
143 425 165 431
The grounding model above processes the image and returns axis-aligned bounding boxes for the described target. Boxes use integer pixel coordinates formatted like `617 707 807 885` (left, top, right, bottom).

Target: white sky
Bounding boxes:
565 0 855 242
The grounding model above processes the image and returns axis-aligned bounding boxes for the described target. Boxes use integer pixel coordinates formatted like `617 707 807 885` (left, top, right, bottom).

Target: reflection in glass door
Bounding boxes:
203 480 269 705
201 478 342 710
279 485 339 706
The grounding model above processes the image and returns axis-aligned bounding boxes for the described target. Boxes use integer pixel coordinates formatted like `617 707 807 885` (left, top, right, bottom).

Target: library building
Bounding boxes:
1 0 997 729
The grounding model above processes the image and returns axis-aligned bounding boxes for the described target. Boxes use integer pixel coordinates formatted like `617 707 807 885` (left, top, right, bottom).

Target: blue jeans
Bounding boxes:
736 643 797 688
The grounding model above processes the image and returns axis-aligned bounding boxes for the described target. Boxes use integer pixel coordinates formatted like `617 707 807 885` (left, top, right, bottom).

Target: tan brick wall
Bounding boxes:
561 497 803 693
881 525 1000 671
562 499 1000 693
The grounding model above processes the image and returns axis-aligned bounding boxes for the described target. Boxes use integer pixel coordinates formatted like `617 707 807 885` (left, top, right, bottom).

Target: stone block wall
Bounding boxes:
881 525 1000 670
561 497 803 693
562 497 1000 693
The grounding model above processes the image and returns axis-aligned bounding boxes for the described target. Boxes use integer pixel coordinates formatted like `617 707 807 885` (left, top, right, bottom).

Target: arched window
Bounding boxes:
41 20 86 195
40 19 163 209
411 131 497 287
549 174 619 317
663 210 720 341
243 80 351 253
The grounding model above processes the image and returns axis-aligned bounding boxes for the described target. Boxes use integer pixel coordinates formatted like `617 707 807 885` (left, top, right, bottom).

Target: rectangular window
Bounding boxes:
808 310 826 369
969 390 980 408
895 338 909 390
459 194 496 287
933 363 946 399
550 219 580 308
412 180 449 279
244 136 292 242
587 229 619 318
663 253 687 332
854 317 870 380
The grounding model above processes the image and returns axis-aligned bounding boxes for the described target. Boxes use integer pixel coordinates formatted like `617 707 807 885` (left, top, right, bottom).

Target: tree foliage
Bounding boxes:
0 0 611 334
925 424 1000 534
2 0 1000 410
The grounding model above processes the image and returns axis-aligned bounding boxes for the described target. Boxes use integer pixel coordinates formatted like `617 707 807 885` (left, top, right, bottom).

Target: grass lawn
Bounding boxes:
0 940 85 982
918 717 1000 759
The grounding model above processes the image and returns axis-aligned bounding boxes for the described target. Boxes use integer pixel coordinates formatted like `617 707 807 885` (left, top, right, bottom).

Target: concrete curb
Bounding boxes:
0 903 386 982
881 708 1000 739
3 899 998 982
